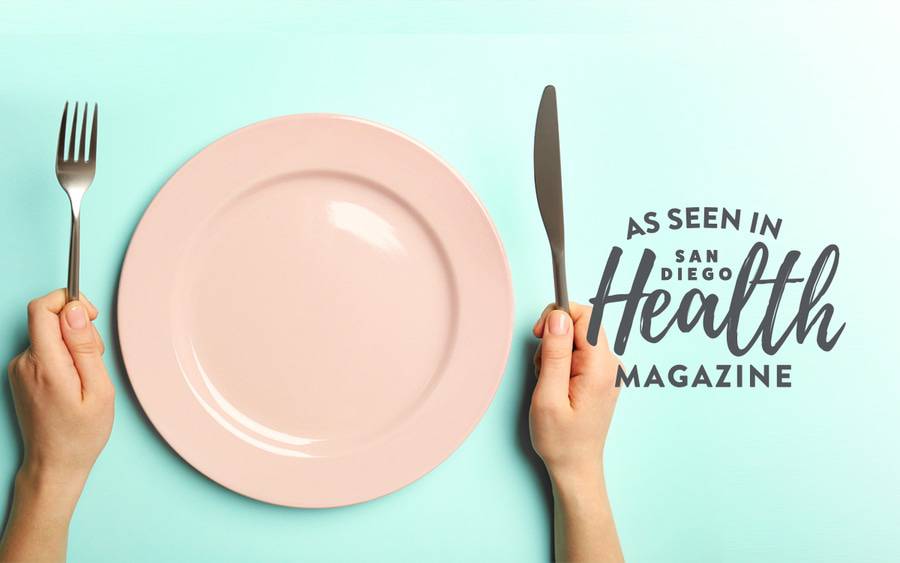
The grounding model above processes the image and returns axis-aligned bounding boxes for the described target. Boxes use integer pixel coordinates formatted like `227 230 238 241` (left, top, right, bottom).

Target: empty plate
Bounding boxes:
117 114 513 507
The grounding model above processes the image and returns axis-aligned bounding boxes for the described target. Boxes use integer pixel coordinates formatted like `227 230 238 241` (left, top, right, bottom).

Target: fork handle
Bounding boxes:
67 209 80 302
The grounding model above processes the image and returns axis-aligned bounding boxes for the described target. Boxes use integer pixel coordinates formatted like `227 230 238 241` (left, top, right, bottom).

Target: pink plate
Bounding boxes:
118 114 513 507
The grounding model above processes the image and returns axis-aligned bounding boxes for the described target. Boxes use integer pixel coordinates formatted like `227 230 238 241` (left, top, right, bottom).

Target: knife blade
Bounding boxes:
534 84 570 313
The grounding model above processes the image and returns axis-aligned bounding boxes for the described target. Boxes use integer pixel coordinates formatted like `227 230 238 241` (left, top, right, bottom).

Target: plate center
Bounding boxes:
174 171 457 455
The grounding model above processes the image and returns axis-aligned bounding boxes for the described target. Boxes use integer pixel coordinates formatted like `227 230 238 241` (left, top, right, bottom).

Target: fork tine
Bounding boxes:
68 102 78 162
57 102 69 164
88 104 98 164
78 101 88 162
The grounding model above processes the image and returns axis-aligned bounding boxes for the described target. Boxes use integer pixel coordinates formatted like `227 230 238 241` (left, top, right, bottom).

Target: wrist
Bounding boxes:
548 461 606 497
15 462 86 518
1 464 81 562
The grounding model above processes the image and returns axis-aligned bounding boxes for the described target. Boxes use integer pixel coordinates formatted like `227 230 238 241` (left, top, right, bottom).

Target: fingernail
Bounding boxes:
548 310 569 335
66 305 87 329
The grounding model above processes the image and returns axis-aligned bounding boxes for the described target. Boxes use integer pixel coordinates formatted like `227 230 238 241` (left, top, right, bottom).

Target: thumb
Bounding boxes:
60 301 107 394
535 309 574 404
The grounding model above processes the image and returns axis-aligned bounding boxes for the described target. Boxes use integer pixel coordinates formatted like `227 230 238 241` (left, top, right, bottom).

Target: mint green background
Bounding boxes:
1 2 898 562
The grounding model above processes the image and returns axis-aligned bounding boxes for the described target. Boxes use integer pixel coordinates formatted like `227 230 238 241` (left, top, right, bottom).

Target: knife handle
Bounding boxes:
552 250 570 314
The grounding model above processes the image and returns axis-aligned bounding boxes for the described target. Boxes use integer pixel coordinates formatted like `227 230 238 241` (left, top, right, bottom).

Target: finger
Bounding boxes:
7 351 22 379
570 304 611 354
43 298 106 357
93 325 105 356
59 292 105 356
81 294 99 320
534 301 585 338
27 292 77 370
532 304 555 337
568 302 591 323
533 303 592 364
571 348 592 374
26 291 100 374
6 353 26 396
570 303 591 349
59 301 108 395
76 293 99 319
28 290 99 319
534 309 574 405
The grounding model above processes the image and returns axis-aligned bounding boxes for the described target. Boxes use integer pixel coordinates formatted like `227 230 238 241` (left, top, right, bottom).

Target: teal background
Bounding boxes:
1 2 898 561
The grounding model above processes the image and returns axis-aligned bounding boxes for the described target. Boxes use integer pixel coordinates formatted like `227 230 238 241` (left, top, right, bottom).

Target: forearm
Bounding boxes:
0 466 83 563
550 465 623 563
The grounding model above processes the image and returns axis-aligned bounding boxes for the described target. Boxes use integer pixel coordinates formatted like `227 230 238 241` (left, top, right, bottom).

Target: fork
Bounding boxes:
56 102 98 302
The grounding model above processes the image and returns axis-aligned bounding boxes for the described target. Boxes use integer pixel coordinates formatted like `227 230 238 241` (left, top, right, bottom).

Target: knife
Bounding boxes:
534 84 570 314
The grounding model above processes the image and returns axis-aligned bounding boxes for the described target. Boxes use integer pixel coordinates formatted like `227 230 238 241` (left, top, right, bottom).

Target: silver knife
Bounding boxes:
534 85 570 313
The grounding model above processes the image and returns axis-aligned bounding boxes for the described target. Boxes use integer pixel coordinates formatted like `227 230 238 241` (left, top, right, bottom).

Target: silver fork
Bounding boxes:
56 102 98 302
